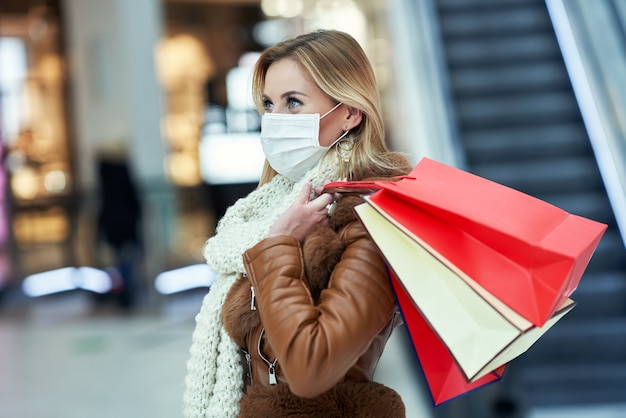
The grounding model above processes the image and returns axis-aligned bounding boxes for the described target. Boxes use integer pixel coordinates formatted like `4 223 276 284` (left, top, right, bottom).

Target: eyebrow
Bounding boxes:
263 90 310 101
281 90 308 98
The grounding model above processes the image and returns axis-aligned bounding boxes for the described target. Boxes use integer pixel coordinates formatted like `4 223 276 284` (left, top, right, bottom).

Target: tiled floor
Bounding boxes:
0 290 433 418
0 291 197 418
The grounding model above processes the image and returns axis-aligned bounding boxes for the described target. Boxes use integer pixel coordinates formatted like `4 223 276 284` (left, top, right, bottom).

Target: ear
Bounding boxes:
342 106 362 131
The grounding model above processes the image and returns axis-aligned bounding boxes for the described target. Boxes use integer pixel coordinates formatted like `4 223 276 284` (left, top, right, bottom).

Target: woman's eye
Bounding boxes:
287 97 302 109
262 99 274 111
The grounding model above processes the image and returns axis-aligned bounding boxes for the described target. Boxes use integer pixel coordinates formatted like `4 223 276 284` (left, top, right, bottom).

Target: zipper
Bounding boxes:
250 286 256 311
241 348 253 386
257 328 278 385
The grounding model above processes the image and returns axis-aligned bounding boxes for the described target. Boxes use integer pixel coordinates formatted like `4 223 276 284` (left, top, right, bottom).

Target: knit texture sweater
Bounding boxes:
182 160 340 417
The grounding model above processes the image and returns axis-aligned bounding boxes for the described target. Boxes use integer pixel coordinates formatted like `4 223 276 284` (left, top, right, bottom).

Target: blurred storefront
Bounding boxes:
0 1 76 292
0 0 400 301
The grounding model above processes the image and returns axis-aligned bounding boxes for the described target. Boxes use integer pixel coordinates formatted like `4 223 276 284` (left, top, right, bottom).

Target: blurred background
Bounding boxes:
0 0 625 417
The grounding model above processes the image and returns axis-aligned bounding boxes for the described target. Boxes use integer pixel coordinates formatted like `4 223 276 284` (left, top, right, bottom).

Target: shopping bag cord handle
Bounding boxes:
323 175 415 194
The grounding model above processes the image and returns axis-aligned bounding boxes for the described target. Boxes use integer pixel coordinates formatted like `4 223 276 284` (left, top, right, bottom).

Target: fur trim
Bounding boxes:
302 225 345 303
302 194 363 303
239 381 405 418
222 275 261 347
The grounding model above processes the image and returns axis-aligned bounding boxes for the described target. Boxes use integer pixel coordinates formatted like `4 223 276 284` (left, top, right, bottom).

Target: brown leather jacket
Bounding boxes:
222 192 407 416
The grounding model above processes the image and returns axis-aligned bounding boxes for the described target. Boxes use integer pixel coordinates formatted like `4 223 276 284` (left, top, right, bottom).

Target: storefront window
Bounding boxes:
0 2 74 280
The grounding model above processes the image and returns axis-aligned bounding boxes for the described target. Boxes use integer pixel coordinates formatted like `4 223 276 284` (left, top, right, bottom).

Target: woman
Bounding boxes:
183 29 412 417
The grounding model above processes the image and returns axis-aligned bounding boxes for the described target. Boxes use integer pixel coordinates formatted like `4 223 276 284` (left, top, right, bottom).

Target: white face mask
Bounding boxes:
260 102 348 181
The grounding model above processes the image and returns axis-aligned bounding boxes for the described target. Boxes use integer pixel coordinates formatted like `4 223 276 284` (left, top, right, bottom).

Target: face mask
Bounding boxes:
260 103 348 181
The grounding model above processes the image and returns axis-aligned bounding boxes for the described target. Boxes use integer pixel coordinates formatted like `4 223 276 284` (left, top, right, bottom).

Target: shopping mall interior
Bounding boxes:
1 0 625 417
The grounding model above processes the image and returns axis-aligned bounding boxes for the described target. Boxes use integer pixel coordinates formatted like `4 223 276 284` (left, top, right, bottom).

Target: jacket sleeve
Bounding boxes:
242 221 396 398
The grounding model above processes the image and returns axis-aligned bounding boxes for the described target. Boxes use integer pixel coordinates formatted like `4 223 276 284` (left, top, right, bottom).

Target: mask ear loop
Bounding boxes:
335 133 354 180
321 102 343 119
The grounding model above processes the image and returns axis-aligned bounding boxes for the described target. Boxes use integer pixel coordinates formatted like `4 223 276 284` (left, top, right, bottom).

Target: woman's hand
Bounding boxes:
268 183 335 242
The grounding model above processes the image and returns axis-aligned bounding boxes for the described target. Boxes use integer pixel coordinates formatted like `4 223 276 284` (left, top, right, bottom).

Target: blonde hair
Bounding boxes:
252 30 404 185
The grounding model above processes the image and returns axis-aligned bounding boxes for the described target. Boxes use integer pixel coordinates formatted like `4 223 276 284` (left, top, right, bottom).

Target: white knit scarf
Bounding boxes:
182 160 340 417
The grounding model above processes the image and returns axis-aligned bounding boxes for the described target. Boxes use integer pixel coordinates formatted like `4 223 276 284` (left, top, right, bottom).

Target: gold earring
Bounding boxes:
335 135 354 180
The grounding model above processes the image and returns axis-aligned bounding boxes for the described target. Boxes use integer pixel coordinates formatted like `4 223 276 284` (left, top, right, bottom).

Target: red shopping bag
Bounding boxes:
389 269 506 406
326 157 607 327
354 200 576 382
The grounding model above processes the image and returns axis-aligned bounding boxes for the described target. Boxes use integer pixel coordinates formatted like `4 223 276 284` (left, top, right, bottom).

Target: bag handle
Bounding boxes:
323 176 414 194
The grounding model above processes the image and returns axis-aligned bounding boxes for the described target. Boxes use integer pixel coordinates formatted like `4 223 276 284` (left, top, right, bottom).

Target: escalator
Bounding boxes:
433 0 626 411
